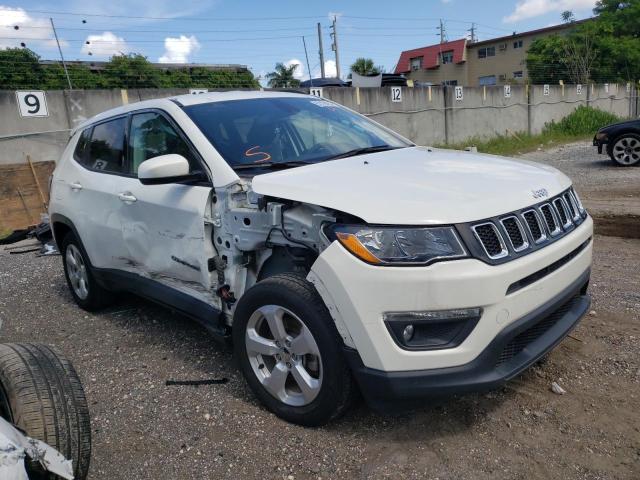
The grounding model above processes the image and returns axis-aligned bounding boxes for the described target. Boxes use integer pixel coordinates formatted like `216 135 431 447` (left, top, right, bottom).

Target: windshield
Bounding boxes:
184 96 411 170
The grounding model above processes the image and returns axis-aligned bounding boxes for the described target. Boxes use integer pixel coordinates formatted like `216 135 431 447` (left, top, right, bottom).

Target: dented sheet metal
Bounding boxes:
0 417 73 480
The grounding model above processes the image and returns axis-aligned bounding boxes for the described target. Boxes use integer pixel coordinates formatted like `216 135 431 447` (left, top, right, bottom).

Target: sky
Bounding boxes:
0 0 599 83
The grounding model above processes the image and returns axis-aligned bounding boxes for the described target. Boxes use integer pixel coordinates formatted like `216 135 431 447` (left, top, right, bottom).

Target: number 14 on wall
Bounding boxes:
16 91 49 117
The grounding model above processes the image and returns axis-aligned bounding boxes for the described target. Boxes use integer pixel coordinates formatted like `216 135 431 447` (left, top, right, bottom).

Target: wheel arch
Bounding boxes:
51 213 95 267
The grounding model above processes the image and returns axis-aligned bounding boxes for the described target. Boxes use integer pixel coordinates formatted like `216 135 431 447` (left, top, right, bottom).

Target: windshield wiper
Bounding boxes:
325 144 401 160
233 161 314 171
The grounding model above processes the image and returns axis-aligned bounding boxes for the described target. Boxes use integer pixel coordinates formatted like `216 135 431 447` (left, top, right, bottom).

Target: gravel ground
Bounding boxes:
0 143 638 479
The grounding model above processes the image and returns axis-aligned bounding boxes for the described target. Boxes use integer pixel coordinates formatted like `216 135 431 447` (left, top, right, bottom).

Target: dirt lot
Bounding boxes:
1 143 638 479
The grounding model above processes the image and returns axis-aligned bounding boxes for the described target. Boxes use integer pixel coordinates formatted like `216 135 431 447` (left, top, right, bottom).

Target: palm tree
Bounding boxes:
265 63 301 88
561 10 575 23
350 58 383 76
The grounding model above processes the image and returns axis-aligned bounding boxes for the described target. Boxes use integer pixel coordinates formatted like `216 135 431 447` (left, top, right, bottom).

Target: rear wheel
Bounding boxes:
0 343 91 479
61 232 114 311
609 133 640 166
233 273 356 426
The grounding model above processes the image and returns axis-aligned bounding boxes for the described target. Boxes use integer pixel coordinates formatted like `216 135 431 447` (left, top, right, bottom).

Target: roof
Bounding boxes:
71 90 306 135
394 39 467 74
469 18 590 47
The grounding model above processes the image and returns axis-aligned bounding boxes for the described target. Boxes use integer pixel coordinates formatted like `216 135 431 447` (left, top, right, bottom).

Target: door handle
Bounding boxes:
117 192 137 203
70 182 83 191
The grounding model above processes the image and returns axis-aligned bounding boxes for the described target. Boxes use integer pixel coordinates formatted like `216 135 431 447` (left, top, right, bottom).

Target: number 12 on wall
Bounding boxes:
16 91 49 117
391 87 402 103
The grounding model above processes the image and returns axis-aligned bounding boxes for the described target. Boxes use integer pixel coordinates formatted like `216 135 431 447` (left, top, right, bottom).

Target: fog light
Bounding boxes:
384 308 482 351
402 324 415 342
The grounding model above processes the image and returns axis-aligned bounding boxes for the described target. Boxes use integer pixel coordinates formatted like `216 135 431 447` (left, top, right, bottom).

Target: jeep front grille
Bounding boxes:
466 187 587 264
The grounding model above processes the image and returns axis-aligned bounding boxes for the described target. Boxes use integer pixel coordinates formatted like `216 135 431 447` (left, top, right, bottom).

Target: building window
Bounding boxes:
513 71 523 79
440 50 454 64
477 46 496 59
410 57 423 71
442 79 458 86
513 40 523 49
479 75 496 86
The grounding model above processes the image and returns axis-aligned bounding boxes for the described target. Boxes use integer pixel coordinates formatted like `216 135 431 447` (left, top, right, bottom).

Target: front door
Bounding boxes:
117 110 214 302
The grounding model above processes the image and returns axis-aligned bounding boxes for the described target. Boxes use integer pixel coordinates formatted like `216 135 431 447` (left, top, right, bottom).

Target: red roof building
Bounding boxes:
394 39 467 74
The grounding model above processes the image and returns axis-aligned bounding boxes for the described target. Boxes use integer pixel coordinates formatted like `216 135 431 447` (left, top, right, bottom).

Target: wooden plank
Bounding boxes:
0 161 55 231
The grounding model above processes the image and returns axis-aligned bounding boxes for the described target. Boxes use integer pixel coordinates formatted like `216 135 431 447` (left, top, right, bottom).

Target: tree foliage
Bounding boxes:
265 63 301 88
350 58 383 76
0 49 259 90
527 0 640 84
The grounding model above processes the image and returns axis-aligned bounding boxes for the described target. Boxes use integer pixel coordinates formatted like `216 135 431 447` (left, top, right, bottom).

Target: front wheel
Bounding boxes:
608 133 640 166
233 273 356 426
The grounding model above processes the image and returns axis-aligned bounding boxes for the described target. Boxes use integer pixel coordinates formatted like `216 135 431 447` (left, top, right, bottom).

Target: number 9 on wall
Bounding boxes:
16 91 49 117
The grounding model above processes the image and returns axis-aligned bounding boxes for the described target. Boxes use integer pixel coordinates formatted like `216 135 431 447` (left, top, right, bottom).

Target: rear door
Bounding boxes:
66 116 131 269
117 110 215 299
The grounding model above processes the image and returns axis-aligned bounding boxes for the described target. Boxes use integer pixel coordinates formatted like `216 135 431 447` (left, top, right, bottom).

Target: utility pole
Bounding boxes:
330 16 341 79
437 19 447 44
468 23 477 43
302 36 313 87
317 22 326 79
50 18 72 90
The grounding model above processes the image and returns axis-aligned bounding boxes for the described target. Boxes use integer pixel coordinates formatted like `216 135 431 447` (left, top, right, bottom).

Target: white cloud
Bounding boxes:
441 0 453 3
158 35 200 63
313 60 337 79
0 6 68 50
285 58 305 80
81 32 130 58
328 11 343 21
504 0 596 22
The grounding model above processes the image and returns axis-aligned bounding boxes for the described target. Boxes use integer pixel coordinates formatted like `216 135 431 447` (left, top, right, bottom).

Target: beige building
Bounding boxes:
395 20 587 86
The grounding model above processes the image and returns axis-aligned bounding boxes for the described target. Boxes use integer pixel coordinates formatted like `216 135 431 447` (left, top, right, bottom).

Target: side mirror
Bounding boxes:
138 154 195 185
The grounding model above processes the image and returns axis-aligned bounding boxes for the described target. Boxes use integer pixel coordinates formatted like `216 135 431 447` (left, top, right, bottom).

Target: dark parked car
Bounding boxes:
593 118 640 166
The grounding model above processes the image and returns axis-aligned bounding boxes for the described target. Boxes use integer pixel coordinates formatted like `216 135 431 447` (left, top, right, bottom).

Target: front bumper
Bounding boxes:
344 269 590 410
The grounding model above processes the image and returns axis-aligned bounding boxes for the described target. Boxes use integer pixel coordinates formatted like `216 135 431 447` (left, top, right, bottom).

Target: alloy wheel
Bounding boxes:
65 244 89 300
245 305 322 406
612 136 640 165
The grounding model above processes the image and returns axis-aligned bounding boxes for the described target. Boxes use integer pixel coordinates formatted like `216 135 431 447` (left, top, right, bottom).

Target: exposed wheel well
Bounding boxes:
257 246 317 282
52 221 72 248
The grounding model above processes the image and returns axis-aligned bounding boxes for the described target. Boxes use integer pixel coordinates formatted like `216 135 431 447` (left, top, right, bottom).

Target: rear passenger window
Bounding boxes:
73 128 91 163
128 112 199 175
87 117 126 174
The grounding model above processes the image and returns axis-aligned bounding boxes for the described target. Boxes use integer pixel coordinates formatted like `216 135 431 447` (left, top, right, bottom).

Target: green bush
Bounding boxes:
543 105 620 136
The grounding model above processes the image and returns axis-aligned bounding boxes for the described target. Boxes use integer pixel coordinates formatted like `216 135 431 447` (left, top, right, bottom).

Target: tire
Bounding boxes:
61 231 114 311
608 133 640 166
0 343 91 480
233 273 356 426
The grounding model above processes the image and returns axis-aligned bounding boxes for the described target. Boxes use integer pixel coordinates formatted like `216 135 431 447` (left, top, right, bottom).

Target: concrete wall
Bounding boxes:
0 84 635 165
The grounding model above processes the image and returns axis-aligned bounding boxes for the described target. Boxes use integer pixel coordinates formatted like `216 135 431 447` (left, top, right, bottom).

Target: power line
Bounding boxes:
21 9 327 21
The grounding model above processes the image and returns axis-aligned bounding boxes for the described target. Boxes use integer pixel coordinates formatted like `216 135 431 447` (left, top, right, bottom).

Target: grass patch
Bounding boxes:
0 228 12 240
437 106 621 156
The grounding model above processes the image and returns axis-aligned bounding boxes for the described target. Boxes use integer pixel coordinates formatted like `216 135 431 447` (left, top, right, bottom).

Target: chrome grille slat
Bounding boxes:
553 198 572 229
539 203 561 236
522 209 547 244
472 222 508 259
500 216 529 252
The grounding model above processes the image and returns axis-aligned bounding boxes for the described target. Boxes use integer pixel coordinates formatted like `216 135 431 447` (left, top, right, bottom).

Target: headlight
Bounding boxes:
595 132 608 141
327 224 467 265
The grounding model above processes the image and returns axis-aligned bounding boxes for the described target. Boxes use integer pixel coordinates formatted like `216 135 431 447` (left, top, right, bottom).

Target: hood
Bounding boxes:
599 118 640 132
251 147 571 225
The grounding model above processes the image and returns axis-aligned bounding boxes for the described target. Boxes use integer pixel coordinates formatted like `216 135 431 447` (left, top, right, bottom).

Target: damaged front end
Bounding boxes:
0 416 74 480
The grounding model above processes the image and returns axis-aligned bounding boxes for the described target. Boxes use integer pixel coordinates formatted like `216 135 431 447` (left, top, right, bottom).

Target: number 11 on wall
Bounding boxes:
16 91 49 118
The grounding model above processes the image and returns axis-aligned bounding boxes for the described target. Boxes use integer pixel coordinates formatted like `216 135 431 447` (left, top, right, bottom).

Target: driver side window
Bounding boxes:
128 112 200 176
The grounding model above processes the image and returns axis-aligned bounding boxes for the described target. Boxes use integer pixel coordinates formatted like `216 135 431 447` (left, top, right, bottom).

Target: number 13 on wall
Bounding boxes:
16 91 49 117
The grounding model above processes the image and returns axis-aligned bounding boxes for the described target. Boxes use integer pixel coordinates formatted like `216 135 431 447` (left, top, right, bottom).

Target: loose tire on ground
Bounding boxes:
61 231 114 311
233 273 356 426
0 343 91 479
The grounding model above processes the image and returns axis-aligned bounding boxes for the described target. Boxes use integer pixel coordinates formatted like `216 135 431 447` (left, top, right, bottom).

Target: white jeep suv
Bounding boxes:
50 91 593 425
